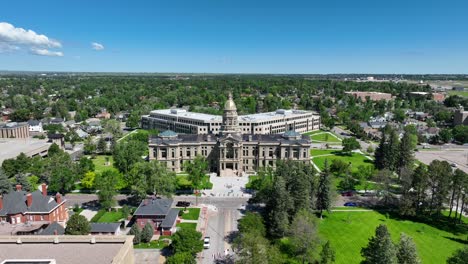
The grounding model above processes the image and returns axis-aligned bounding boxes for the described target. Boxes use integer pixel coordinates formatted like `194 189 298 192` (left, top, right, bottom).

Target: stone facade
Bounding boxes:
0 122 29 138
454 106 468 126
149 94 312 176
141 95 320 135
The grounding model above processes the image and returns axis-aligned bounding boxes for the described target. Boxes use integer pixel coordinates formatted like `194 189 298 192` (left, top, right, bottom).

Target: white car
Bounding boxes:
203 237 210 249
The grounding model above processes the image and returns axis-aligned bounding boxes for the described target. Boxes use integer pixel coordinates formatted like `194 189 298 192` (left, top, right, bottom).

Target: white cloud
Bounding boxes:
91 42 104 50
0 22 61 48
30 48 63 57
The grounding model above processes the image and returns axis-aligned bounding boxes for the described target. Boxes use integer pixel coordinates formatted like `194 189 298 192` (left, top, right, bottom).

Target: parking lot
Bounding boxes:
415 149 468 173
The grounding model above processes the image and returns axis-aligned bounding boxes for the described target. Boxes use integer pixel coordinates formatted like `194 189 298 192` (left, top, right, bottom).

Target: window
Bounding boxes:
161 148 167 158
187 149 191 157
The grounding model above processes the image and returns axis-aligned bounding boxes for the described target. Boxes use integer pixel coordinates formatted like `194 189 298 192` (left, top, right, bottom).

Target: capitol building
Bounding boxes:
148 94 316 176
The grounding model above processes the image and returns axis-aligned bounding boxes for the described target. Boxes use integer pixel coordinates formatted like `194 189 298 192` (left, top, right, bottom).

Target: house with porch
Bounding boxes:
133 198 180 236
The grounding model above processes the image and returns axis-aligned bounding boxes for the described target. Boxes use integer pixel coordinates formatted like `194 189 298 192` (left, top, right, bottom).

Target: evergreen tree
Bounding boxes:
266 176 291 238
446 247 468 264
0 169 12 195
289 209 320 263
317 160 333 218
361 224 396 264
427 160 452 216
141 223 154 243
14 173 32 192
375 131 389 170
396 233 420 264
387 129 400 172
128 224 141 244
320 241 336 264
398 130 415 175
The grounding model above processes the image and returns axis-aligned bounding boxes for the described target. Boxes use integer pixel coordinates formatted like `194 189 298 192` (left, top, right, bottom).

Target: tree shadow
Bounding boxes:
443 236 468 245
225 230 239 244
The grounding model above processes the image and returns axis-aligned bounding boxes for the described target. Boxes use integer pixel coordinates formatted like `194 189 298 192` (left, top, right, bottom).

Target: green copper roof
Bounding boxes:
283 130 300 137
159 130 178 137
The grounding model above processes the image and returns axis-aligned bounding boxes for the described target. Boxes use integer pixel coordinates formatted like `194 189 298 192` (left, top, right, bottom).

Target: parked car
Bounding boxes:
203 237 210 249
176 201 191 207
344 202 358 207
341 191 354 197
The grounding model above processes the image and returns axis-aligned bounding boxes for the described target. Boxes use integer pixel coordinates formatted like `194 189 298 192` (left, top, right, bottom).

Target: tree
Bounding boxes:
238 212 266 237
94 169 122 209
65 214 91 235
427 160 451 216
14 173 32 192
317 160 333 218
48 143 61 156
185 155 208 191
83 137 96 155
396 233 420 264
374 169 394 206
0 169 12 195
76 156 95 177
398 130 415 175
81 171 96 189
320 241 336 264
342 137 360 153
447 247 468 264
166 252 196 264
141 223 154 243
452 125 468 144
97 137 107 154
126 112 140 129
234 231 271 264
266 176 291 238
361 224 396 264
103 119 122 137
170 228 204 255
128 224 141 244
112 140 146 174
289 209 320 263
47 152 76 194
439 128 453 143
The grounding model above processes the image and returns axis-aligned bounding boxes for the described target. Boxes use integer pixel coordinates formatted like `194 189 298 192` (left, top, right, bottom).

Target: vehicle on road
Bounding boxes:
344 202 358 207
176 201 191 207
203 237 210 249
451 163 458 168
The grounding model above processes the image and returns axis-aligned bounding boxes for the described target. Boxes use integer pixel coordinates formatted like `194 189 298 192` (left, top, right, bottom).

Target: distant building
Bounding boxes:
0 235 135 264
142 96 320 135
28 120 43 133
0 122 29 138
149 94 312 176
344 91 393 102
48 134 65 149
454 106 468 126
453 86 466 91
133 198 180 236
409 92 445 102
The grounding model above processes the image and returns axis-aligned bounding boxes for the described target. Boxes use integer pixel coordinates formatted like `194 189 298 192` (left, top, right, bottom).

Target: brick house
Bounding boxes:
0 184 68 225
133 198 180 236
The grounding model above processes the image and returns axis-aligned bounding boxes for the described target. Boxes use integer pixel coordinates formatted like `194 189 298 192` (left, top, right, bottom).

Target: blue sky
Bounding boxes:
0 0 467 73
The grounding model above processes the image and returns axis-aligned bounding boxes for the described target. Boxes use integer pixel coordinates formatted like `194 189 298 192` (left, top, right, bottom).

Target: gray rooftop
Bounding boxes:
160 208 180 229
134 198 173 216
0 139 51 165
149 108 316 123
90 222 121 233
0 190 61 216
39 222 65 235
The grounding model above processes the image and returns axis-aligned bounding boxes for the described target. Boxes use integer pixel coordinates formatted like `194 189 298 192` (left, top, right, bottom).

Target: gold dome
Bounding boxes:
224 92 237 111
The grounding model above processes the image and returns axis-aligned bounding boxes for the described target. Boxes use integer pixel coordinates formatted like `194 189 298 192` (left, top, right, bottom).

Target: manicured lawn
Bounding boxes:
303 130 325 135
178 208 201 220
134 240 169 249
311 149 341 157
448 90 468 97
312 151 374 173
319 211 467 264
90 155 114 174
310 132 341 143
176 174 213 190
176 222 197 230
97 211 125 222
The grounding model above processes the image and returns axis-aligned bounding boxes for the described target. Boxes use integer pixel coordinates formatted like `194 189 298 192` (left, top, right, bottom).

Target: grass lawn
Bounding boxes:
319 211 467 264
176 174 213 190
311 149 340 157
134 240 169 249
91 209 126 223
448 90 468 97
176 222 197 230
312 151 374 173
90 155 114 174
178 208 201 220
310 133 341 143
303 130 325 136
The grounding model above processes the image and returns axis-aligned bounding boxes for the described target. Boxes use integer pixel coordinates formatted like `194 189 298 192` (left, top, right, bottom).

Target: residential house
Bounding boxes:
75 128 89 139
368 121 387 129
48 134 65 149
50 117 65 126
90 223 122 235
418 126 440 139
133 198 180 236
28 120 43 133
0 184 68 225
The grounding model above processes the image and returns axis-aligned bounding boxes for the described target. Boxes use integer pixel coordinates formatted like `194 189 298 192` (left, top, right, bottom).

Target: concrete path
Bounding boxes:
79 209 97 221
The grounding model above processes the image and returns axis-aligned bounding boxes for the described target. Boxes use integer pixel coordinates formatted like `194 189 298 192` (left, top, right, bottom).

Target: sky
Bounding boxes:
0 0 467 74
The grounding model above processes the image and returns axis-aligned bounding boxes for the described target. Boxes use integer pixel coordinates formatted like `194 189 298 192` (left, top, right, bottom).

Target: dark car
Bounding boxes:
344 202 358 207
341 191 354 197
176 201 191 207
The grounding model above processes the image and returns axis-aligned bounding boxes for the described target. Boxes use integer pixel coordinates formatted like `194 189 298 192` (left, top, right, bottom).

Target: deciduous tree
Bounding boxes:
65 214 91 235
